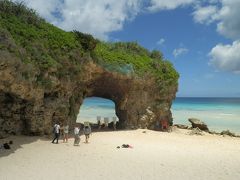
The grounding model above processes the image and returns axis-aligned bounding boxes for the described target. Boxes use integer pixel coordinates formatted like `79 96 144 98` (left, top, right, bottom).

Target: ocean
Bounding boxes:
76 97 118 123
77 97 240 134
172 97 240 134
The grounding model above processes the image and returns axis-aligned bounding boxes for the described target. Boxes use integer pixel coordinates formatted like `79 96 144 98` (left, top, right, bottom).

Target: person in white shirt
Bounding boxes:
74 124 80 146
52 122 60 144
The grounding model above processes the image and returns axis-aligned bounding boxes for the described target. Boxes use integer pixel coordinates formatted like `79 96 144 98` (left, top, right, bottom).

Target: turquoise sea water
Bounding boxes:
172 98 240 134
76 97 119 123
77 97 240 134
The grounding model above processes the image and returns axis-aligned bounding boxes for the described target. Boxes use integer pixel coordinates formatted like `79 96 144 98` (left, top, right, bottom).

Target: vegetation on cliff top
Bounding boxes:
0 0 179 87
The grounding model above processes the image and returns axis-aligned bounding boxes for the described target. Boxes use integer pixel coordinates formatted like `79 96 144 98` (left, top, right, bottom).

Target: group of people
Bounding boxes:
97 116 117 130
52 122 91 146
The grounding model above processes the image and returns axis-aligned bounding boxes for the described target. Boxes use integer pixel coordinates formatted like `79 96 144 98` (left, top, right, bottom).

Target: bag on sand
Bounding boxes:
3 143 10 149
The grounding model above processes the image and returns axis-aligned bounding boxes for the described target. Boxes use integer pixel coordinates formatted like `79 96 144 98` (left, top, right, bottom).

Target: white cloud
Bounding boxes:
12 0 240 53
192 0 240 40
14 0 142 40
13 0 62 22
193 0 240 74
148 0 194 11
58 0 142 39
157 38 165 45
192 5 218 24
216 0 240 39
13 0 240 76
173 47 189 57
12 0 199 40
209 41 240 74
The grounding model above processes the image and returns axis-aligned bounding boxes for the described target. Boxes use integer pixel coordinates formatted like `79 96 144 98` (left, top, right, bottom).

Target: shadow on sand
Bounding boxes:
0 135 50 158
0 128 136 158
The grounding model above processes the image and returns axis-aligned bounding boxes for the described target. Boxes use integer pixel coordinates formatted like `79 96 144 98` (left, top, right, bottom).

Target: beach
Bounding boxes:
78 97 240 134
1 129 240 180
1 2 240 180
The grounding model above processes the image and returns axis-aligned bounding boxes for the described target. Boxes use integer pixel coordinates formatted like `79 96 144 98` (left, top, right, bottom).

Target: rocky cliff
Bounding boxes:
0 1 178 138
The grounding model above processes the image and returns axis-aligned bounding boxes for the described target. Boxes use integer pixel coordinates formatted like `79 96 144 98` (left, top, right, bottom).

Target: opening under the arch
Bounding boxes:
76 97 119 126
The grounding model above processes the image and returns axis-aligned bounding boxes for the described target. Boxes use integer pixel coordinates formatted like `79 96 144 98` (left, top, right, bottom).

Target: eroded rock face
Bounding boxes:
0 53 177 138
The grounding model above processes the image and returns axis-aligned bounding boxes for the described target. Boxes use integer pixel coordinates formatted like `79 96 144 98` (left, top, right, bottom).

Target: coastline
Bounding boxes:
1 129 240 180
77 97 240 134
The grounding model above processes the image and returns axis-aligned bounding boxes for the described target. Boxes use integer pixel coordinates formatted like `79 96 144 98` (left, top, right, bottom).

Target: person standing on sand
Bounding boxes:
74 125 80 146
52 122 60 144
63 122 69 143
112 117 117 130
83 125 91 143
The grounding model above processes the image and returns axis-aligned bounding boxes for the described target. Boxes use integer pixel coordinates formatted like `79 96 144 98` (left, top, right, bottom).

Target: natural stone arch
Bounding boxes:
83 63 133 128
0 55 177 138
65 62 176 131
0 1 178 138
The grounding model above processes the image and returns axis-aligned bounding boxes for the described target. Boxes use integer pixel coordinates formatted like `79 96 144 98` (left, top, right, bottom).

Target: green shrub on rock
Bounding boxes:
0 0 179 90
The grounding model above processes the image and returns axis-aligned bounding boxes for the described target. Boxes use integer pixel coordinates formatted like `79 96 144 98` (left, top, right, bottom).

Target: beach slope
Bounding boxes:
0 129 240 180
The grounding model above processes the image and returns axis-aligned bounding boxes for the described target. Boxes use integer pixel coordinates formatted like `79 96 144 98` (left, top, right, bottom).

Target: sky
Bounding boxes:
13 0 240 97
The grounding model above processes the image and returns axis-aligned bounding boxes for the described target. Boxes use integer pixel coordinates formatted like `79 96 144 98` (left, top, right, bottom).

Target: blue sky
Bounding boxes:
14 0 240 97
109 6 240 97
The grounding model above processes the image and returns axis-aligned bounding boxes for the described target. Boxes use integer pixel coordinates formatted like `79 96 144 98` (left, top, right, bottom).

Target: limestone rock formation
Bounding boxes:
0 1 179 138
188 118 209 131
0 58 177 138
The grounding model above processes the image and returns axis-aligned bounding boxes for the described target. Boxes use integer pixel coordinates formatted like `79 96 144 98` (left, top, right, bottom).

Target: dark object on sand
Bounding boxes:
117 146 120 149
122 144 129 148
188 118 209 131
3 143 10 149
121 144 133 148
9 140 13 144
221 130 236 137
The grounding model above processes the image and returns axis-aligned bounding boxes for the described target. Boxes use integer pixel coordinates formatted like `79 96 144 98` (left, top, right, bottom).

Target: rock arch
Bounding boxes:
0 55 177 138
0 0 178 138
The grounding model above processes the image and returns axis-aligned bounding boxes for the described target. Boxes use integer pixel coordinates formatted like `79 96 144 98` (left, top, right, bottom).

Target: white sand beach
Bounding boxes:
1 129 240 180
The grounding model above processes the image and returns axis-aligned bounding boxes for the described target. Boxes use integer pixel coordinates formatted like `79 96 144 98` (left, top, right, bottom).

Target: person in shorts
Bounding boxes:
63 122 69 143
83 124 91 143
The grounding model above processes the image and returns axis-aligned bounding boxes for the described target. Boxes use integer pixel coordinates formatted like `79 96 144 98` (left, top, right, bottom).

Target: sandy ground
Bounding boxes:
0 129 240 180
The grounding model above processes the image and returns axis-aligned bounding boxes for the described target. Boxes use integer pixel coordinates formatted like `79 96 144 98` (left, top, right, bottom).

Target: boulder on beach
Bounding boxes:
188 118 209 131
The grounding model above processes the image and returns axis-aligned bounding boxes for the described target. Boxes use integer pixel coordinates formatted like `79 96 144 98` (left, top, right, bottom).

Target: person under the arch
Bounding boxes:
83 122 92 143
